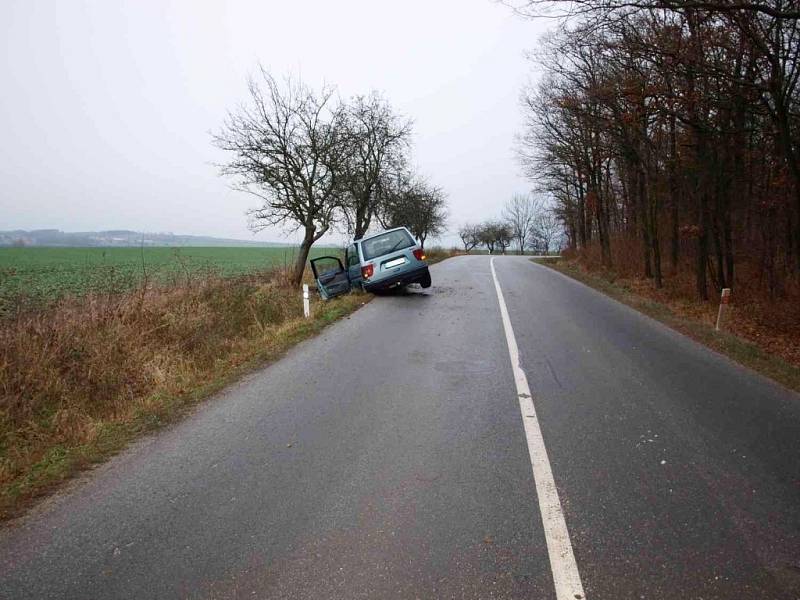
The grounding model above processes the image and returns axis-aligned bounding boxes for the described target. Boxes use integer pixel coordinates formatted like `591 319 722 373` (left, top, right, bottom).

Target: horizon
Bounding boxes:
0 227 463 248
1 1 550 248
0 228 340 248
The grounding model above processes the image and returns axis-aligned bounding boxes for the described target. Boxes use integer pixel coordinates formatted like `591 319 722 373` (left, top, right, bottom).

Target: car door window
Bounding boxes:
346 245 359 268
311 256 344 280
310 256 351 299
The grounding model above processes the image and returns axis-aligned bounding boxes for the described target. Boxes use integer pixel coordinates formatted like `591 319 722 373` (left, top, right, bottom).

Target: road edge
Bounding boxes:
2 258 458 525
531 257 800 396
1 291 371 524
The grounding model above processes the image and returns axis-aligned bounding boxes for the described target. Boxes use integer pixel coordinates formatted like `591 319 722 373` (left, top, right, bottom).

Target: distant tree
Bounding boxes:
495 222 513 254
478 220 512 254
503 193 539 254
530 207 562 254
338 93 412 239
214 67 347 286
379 174 448 248
458 223 482 252
478 222 499 253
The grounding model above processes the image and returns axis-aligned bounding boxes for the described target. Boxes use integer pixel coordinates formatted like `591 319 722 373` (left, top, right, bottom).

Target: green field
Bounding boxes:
0 246 338 312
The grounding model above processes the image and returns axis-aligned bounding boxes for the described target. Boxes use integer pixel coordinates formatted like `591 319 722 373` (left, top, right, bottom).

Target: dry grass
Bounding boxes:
423 247 459 264
0 268 367 520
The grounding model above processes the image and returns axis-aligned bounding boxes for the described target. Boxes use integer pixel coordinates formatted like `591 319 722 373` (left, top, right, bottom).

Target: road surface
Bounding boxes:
1 256 799 599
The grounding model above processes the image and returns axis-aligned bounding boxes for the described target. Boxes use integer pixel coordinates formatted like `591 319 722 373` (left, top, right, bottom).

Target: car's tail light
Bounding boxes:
361 264 374 279
413 249 426 261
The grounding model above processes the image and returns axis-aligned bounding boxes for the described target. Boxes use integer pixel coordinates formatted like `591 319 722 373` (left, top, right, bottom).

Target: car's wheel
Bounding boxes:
420 272 432 288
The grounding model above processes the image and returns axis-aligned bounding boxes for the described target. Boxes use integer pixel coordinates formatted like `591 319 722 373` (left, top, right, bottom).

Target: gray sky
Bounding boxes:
1 0 550 246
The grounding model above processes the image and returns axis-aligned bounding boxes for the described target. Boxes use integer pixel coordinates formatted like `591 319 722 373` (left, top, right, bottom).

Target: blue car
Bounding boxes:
310 227 432 299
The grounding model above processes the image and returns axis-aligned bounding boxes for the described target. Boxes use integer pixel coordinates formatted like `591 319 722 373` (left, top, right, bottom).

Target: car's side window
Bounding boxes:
346 245 359 268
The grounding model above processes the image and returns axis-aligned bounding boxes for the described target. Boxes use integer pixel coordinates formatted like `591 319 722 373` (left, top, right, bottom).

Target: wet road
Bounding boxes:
1 256 799 599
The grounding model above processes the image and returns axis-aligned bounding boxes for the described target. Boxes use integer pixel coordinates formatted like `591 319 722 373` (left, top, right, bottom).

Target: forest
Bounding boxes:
516 0 800 303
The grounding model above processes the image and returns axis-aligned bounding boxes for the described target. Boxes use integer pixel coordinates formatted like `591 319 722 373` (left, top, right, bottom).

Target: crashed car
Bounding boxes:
310 227 432 299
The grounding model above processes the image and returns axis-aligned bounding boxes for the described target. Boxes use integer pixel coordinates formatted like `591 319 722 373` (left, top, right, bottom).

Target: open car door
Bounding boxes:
310 256 351 300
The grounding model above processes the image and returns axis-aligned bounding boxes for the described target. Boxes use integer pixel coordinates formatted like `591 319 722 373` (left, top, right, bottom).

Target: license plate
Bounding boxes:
384 257 406 268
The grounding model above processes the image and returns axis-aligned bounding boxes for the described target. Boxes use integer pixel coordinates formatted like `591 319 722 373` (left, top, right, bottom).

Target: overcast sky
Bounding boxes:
1 0 551 246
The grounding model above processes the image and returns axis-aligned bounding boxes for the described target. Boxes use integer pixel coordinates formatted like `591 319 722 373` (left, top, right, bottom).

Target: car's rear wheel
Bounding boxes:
420 272 432 288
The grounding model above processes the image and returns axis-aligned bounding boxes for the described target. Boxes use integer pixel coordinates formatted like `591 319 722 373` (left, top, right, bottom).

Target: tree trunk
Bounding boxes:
669 113 680 270
637 168 653 278
597 210 612 267
696 193 709 301
650 179 663 288
292 226 317 287
353 190 372 240
576 173 587 248
686 9 709 301
652 227 663 288
712 218 726 290
771 80 800 273
724 210 734 289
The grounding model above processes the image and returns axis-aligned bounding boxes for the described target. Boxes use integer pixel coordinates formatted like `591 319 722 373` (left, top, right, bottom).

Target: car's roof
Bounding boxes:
353 227 408 244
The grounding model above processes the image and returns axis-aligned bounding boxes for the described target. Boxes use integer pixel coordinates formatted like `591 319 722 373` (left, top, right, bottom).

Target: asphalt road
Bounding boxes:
2 256 799 599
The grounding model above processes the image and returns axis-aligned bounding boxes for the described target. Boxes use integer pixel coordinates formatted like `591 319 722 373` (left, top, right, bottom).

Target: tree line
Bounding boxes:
514 0 800 299
214 67 447 286
458 194 562 254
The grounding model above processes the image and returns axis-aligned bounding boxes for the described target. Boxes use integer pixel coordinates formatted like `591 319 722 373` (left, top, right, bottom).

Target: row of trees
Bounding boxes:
514 0 800 298
458 221 512 254
458 194 562 254
214 67 447 285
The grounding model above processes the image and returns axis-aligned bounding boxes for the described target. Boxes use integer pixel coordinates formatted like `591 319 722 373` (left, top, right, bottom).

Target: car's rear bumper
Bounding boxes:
363 265 429 292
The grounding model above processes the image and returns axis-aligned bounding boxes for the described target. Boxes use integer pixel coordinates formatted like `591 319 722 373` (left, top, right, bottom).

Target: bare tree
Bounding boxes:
414 186 448 249
496 223 513 254
478 222 499 253
338 93 412 239
458 223 482 252
378 174 448 248
503 193 540 254
531 207 562 254
214 68 346 286
510 0 800 298
479 220 513 254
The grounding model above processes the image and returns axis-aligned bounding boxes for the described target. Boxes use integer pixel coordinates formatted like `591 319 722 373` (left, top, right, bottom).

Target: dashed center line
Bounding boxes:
490 257 586 600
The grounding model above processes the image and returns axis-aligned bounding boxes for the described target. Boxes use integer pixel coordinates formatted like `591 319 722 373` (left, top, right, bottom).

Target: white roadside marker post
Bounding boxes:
715 287 731 331
302 284 310 318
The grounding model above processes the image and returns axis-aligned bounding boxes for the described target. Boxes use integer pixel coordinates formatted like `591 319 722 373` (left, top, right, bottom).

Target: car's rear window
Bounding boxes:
361 229 415 260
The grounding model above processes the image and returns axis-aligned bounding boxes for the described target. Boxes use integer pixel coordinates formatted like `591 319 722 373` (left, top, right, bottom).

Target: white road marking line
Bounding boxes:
490 257 586 600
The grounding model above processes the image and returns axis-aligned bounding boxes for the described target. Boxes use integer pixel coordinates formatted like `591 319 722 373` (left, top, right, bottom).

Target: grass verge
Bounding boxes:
533 257 800 394
423 247 458 265
0 271 369 521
